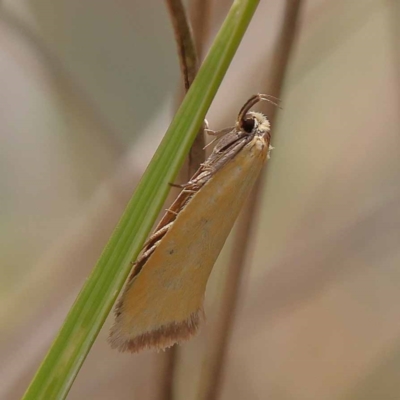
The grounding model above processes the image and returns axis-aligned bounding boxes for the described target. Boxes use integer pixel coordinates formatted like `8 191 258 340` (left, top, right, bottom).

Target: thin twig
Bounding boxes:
186 0 211 177
387 0 400 107
157 347 178 400
165 0 206 179
189 0 212 61
161 1 209 399
199 1 304 399
166 0 199 91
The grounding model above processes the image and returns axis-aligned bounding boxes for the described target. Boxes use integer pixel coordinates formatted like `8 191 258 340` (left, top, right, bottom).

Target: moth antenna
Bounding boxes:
261 94 282 102
237 93 282 127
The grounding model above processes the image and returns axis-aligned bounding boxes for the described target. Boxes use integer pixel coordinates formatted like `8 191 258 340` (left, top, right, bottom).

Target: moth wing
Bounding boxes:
109 137 268 352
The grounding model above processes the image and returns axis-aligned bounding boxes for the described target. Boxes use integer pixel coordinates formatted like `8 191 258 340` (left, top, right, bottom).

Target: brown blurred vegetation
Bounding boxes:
1 1 399 399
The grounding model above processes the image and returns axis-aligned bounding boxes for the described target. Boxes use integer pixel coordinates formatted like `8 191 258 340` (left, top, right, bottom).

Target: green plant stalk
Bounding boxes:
22 0 260 398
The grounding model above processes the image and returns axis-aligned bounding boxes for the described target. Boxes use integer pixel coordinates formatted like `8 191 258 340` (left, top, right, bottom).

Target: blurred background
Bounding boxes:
1 0 400 399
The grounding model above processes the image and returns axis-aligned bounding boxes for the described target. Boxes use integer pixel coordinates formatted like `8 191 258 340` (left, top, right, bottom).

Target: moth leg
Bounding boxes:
143 222 174 247
205 126 235 137
203 119 215 136
169 181 198 190
141 240 160 260
181 189 197 194
203 137 218 150
169 182 186 189
204 126 236 150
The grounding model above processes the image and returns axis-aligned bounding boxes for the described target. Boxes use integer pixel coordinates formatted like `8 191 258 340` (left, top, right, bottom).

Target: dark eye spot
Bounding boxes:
242 117 255 133
169 249 174 255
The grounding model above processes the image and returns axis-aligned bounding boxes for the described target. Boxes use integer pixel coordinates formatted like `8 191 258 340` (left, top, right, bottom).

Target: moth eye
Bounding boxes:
242 117 255 133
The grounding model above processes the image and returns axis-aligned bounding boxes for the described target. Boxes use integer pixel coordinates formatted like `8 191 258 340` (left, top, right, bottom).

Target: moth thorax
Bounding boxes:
248 111 270 134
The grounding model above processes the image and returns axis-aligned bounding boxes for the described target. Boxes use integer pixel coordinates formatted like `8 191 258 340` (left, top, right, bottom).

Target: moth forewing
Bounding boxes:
109 95 272 353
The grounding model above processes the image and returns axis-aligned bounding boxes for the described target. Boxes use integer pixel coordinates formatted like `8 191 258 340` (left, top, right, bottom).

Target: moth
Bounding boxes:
109 94 274 352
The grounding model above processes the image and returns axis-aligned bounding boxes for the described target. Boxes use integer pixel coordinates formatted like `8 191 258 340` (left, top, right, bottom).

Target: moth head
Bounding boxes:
240 111 270 137
236 94 277 139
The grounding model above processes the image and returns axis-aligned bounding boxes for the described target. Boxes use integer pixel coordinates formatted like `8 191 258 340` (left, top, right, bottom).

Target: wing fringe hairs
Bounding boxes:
110 308 203 352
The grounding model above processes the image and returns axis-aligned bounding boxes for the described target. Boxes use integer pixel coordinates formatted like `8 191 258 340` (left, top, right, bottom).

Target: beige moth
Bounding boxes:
109 94 274 352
